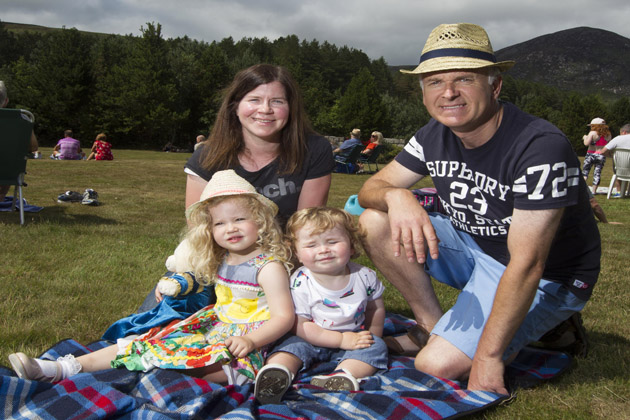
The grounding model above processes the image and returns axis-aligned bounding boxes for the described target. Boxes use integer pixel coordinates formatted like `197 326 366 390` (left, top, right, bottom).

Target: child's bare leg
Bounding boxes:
186 363 228 384
266 351 302 376
75 344 120 372
337 358 377 379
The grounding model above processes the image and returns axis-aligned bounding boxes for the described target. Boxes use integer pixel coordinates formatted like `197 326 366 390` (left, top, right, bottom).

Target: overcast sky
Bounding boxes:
3 0 630 65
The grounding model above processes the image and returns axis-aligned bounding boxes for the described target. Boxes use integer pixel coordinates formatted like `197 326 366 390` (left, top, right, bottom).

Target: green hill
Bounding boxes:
496 26 630 100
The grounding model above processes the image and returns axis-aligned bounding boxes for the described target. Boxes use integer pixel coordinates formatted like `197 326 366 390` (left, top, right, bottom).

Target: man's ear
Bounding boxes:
492 76 503 100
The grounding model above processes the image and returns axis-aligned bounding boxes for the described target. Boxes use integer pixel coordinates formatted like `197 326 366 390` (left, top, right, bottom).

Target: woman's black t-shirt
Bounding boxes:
185 134 335 226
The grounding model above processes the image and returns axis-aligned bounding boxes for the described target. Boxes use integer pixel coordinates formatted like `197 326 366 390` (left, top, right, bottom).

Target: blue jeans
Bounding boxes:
425 214 586 359
269 334 389 371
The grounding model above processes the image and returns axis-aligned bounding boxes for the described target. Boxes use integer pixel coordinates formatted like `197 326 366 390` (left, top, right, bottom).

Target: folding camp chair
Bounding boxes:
357 144 384 173
606 148 630 199
334 145 364 174
0 108 35 225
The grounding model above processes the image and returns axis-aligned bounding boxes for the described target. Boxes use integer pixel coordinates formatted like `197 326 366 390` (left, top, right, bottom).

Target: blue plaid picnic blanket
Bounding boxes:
0 314 571 419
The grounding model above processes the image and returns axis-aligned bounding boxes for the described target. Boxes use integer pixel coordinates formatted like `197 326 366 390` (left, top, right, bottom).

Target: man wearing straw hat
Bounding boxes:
358 23 600 394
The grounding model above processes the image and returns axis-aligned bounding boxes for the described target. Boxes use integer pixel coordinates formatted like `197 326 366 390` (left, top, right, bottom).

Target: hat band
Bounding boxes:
209 188 252 198
420 48 497 64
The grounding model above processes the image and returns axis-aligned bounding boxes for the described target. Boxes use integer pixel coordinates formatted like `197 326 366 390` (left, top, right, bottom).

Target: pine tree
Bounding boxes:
335 68 389 137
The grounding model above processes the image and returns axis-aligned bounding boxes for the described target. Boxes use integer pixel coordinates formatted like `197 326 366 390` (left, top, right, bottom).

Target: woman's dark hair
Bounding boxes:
201 64 313 173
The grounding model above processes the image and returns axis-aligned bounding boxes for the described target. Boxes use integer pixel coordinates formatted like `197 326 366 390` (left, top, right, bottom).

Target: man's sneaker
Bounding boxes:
254 364 293 404
81 189 99 206
310 369 359 391
612 193 622 198
530 312 589 358
57 191 83 203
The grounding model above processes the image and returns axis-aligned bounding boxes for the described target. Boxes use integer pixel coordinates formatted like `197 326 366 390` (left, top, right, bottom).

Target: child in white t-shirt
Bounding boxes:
254 207 387 404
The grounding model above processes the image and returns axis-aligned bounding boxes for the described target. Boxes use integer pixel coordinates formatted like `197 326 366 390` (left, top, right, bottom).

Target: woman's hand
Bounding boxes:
225 336 256 359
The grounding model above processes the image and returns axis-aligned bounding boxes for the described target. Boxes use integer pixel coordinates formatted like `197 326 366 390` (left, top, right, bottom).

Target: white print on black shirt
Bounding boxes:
427 161 581 238
256 177 299 199
426 161 511 202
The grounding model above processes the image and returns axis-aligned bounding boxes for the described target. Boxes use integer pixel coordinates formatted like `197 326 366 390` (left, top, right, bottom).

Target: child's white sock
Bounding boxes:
59 354 82 378
35 354 82 380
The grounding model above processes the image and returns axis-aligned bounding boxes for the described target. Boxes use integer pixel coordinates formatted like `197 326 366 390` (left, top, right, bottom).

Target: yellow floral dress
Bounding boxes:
112 254 277 381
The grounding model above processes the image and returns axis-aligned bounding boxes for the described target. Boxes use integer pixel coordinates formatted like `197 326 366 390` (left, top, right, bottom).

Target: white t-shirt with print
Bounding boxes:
289 262 384 332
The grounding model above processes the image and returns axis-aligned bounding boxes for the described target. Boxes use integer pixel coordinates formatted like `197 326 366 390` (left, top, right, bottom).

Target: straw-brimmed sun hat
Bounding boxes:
186 169 277 219
401 23 515 75
587 117 606 126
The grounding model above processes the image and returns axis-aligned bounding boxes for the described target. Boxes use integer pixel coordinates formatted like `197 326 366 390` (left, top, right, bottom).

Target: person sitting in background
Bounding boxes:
361 131 382 156
332 128 362 159
595 123 630 197
357 131 383 173
52 130 84 160
0 80 40 202
86 133 113 161
194 135 207 151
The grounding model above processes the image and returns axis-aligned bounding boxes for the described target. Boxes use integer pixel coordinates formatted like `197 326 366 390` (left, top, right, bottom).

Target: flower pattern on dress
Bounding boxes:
111 253 276 381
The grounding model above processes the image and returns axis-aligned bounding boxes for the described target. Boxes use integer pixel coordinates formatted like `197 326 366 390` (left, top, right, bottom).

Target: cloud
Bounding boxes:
2 0 629 65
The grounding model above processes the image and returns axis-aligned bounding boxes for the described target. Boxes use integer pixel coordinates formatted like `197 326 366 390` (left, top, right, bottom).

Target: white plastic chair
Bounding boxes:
607 148 630 199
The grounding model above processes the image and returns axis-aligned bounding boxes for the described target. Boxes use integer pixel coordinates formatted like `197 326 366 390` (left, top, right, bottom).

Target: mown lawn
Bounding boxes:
1 148 628 419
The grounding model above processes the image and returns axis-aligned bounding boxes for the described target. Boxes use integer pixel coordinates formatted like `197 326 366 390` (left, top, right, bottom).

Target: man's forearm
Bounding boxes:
475 263 542 361
359 180 414 212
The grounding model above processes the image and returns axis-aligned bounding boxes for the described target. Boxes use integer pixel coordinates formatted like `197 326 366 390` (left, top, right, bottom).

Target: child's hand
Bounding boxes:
225 336 255 359
340 330 374 350
154 286 164 303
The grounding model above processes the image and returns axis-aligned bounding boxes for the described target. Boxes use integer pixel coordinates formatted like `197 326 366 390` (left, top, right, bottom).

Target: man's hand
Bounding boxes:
340 330 374 350
386 189 439 263
358 160 437 263
467 356 508 395
225 336 256 359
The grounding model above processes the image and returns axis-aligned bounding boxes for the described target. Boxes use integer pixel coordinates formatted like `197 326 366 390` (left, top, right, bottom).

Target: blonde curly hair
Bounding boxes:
285 207 365 259
185 195 291 284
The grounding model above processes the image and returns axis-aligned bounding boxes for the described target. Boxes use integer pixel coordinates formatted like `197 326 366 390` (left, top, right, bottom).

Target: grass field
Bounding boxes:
1 148 629 419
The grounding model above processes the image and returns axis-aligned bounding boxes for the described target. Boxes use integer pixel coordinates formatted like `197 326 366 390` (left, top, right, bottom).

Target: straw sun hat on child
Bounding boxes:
185 169 277 219
401 23 515 75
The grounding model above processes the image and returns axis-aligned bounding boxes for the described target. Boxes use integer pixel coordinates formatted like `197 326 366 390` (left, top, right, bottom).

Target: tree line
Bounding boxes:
1 21 629 153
